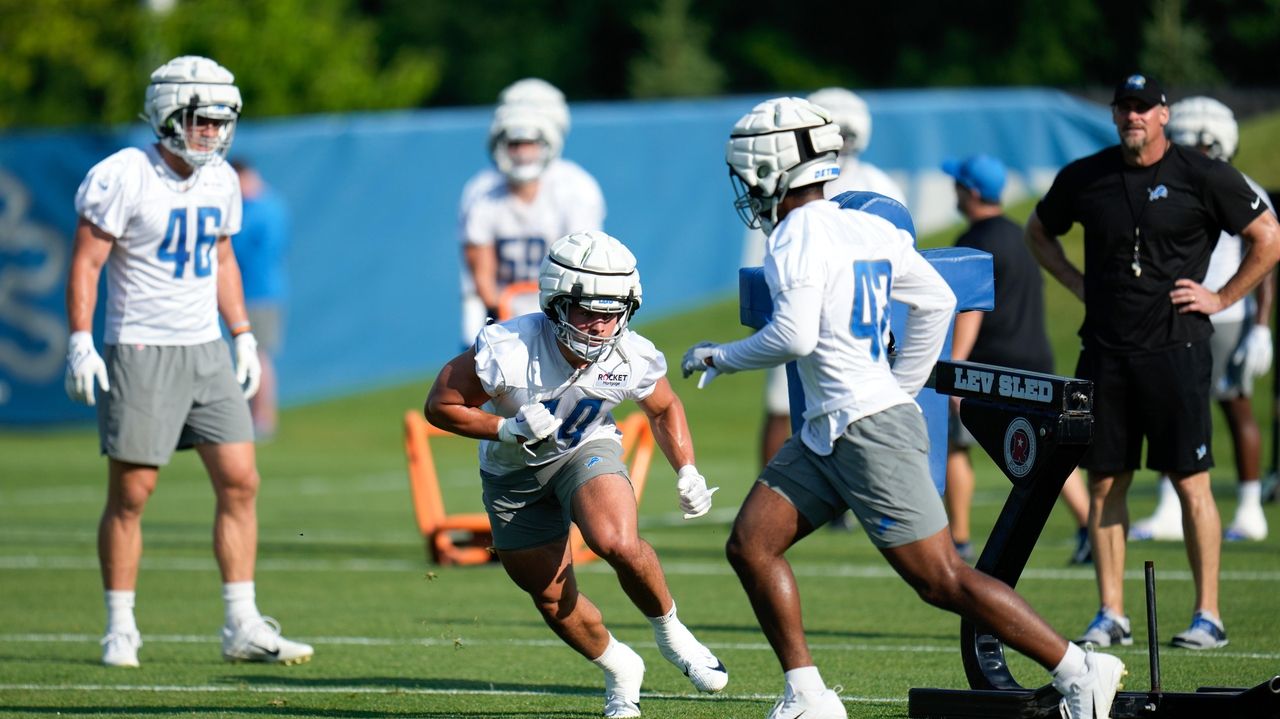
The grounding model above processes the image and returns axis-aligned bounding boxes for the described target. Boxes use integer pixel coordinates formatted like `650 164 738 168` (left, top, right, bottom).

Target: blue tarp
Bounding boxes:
0 89 1113 425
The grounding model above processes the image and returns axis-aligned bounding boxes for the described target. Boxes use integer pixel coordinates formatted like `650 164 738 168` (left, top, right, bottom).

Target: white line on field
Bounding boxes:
0 682 903 705
2 554 1279 583
2 633 1277 661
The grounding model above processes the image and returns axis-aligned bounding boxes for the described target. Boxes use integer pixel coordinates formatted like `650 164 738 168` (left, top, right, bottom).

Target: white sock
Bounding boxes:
648 603 685 644
222 581 260 628
1155 476 1180 515
784 665 825 693
1239 480 1262 510
592 634 642 701
104 590 137 634
1051 642 1087 681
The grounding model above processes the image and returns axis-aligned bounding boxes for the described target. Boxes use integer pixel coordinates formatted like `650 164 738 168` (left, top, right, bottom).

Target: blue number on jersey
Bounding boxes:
156 209 190 278
851 260 893 360
543 397 605 448
495 236 548 286
156 207 219 279
194 207 221 277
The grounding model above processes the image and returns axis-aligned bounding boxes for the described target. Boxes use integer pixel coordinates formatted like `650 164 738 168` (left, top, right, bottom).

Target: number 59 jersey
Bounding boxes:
473 313 666 474
75 145 242 345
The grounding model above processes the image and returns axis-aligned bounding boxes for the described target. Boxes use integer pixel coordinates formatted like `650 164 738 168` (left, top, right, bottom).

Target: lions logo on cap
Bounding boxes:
1125 74 1148 89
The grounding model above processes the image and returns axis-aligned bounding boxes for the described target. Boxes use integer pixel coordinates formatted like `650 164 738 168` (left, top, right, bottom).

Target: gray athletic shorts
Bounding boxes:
246 304 284 354
481 439 630 551
759 402 948 548
1210 318 1252 400
99 341 254 466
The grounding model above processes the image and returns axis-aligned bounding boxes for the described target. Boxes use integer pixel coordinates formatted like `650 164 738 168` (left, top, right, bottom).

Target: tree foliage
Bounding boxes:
0 0 1275 129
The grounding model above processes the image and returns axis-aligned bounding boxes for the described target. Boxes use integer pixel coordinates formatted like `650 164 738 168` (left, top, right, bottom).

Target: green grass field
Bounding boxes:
3 113 1280 718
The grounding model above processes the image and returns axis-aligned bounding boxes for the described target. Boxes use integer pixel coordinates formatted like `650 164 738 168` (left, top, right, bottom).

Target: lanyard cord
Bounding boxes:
1118 146 1170 277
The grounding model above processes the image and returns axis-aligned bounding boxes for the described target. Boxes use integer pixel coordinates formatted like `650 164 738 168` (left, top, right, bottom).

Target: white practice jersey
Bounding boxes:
825 157 907 205
75 145 242 345
474 314 665 475
1203 174 1274 324
457 159 605 345
719 199 956 455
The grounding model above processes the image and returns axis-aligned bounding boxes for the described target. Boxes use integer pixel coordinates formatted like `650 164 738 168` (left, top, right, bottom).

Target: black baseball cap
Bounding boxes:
1112 74 1167 107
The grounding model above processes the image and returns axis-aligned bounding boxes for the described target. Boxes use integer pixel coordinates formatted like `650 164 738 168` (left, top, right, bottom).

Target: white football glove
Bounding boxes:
64 331 109 406
498 401 564 453
233 332 262 400
681 342 721 388
1234 324 1273 379
676 465 719 519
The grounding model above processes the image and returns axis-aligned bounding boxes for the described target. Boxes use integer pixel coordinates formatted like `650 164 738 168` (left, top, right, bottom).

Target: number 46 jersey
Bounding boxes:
473 313 666 475
75 145 242 346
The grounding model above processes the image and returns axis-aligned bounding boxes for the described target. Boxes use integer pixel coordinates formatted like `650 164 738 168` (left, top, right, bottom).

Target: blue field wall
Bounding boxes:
0 89 1112 425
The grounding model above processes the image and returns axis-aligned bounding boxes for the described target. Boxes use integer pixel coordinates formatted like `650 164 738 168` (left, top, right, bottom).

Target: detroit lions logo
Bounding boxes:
1148 184 1168 201
585 456 601 469
1125 74 1148 89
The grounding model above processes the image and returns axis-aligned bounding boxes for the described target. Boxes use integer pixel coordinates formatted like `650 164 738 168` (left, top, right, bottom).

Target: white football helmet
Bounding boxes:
489 104 563 184
539 231 643 362
143 56 241 168
807 87 872 157
498 77 570 137
1167 96 1238 161
726 96 843 234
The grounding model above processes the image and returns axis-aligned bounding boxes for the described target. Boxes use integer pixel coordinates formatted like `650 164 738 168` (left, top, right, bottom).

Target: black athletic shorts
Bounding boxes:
1075 341 1213 475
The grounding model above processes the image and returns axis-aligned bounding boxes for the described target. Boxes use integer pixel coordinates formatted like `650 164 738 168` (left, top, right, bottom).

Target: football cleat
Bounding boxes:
101 630 141 667
1224 504 1268 542
1074 609 1133 648
1171 611 1228 650
655 630 727 693
767 686 847 719
1054 647 1126 719
1069 527 1093 565
1128 511 1183 541
221 616 313 665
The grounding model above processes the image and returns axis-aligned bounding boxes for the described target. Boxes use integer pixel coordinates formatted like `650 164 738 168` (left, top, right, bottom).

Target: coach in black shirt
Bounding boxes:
1027 74 1280 651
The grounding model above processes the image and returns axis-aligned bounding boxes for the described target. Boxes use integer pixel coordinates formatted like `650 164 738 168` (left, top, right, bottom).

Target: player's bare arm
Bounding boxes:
66 219 115 332
1025 211 1085 301
424 349 503 440
636 377 695 469
1174 210 1280 315
464 244 501 312
215 236 251 329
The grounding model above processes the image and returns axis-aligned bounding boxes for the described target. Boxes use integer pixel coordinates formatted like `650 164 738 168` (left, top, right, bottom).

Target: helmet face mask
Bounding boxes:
1167 96 1238 162
489 106 562 184
725 97 842 234
144 56 241 168
538 231 642 363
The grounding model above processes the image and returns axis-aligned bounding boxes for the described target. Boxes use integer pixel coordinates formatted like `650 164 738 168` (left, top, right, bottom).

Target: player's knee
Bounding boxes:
590 529 641 565
908 565 967 610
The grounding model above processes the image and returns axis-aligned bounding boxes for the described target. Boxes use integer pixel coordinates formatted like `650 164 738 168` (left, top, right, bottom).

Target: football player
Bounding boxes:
426 231 727 718
456 78 605 349
748 87 907 480
683 97 1124 719
65 55 312 668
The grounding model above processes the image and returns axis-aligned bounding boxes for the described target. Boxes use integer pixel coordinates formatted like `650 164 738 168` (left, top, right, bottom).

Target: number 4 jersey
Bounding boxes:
75 145 242 345
473 313 665 474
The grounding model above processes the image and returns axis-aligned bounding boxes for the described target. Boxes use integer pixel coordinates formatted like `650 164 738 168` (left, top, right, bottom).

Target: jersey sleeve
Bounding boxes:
765 208 827 294
624 332 667 401
74 150 142 238
473 322 521 396
223 165 243 237
889 237 957 396
1205 162 1270 236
